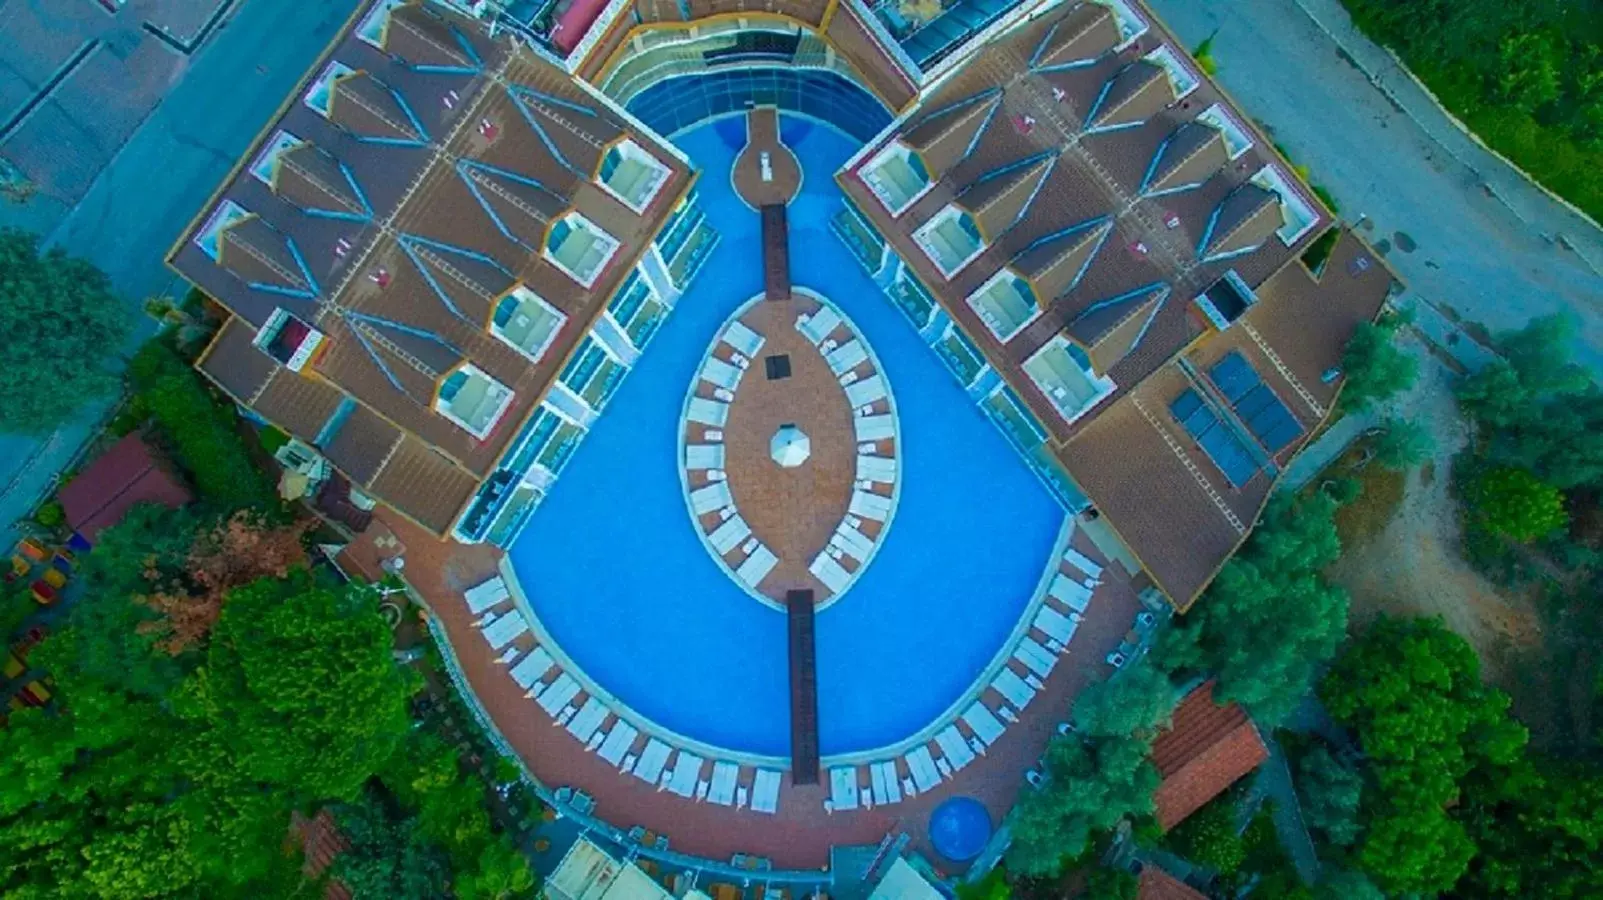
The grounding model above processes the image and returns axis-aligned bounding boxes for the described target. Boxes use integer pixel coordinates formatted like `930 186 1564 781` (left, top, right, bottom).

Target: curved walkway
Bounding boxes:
1150 0 1603 370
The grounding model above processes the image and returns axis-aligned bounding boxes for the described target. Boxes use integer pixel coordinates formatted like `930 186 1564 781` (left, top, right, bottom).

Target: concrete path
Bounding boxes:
0 0 352 536
1144 0 1603 372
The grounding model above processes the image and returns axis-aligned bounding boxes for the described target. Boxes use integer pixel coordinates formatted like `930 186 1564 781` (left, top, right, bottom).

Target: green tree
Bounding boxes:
1339 316 1418 412
1493 32 1563 112
1006 735 1160 877
1084 866 1138 900
1372 418 1434 471
1458 758 1603 897
1321 617 1527 895
1070 659 1176 739
1316 868 1384 900
331 795 451 900
178 572 417 801
1164 794 1245 875
0 229 131 433
1465 466 1567 542
1295 744 1363 847
1159 492 1349 725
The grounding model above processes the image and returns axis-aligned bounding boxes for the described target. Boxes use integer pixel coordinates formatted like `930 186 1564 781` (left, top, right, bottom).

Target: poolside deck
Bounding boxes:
732 106 801 209
340 508 1143 875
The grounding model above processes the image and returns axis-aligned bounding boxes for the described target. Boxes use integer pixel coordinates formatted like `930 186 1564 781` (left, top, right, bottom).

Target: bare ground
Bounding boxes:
1326 363 1544 688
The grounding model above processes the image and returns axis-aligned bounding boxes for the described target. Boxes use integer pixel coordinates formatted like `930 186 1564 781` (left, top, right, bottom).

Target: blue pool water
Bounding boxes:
508 115 1062 757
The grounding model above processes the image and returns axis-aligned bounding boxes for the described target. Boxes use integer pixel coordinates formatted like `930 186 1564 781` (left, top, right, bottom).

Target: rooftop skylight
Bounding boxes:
491 285 568 363
595 139 671 213
914 205 986 278
1144 45 1201 100
355 0 404 48
304 61 356 118
193 200 252 261
1194 104 1254 159
1022 336 1115 425
253 308 326 373
1192 270 1259 331
860 141 932 217
543 212 621 288
1249 165 1320 245
1097 0 1150 49
249 131 303 185
435 363 516 440
966 269 1042 342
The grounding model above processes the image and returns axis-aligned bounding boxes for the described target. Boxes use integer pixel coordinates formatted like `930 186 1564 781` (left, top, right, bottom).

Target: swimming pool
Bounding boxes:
508 114 1063 758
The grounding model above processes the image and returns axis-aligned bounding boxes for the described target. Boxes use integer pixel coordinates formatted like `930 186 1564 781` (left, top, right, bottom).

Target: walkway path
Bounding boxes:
1144 0 1603 372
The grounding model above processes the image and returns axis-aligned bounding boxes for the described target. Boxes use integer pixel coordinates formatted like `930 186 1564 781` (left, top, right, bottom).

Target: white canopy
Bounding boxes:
770 425 811 467
709 515 752 554
826 340 868 375
632 739 672 785
797 307 841 345
700 356 743 390
1014 637 1055 677
871 761 902 805
809 552 851 593
690 481 733 515
481 610 529 650
685 444 725 470
935 726 975 771
709 761 739 806
537 673 581 714
849 490 893 522
845 375 886 408
905 746 941 792
855 454 897 484
566 697 608 742
721 320 765 357
1063 546 1103 579
667 752 704 797
1034 605 1076 644
829 766 860 811
1049 572 1092 612
735 544 778 588
687 397 729 427
831 522 875 562
854 415 895 442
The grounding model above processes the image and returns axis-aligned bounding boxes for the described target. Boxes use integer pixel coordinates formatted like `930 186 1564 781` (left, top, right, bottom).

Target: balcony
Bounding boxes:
859 141 931 215
596 139 670 213
914 205 986 278
966 269 1040 342
1022 336 1114 425
492 285 567 363
544 212 620 288
435 363 515 439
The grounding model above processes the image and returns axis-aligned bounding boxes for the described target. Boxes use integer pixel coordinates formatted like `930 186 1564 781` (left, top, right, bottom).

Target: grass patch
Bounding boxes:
1333 457 1407 547
1301 228 1341 273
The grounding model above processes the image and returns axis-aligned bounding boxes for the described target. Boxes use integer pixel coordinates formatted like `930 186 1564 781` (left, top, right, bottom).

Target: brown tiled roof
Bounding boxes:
1150 680 1267 831
170 0 691 536
839 0 1393 606
1137 866 1207 900
58 433 194 542
291 809 353 900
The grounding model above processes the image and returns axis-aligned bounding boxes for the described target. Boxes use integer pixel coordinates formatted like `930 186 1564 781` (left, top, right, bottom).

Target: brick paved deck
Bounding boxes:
342 509 1141 875
732 107 800 209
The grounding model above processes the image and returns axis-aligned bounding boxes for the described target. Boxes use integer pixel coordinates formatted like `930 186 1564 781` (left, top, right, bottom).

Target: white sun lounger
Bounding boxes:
463 576 510 614
537 673 580 714
825 340 868 375
905 746 941 792
809 553 851 593
687 397 729 427
709 761 739 806
1034 605 1076 644
481 610 530 650
685 444 725 470
993 667 1036 709
709 515 752 554
1014 638 1055 678
735 544 778 588
962 701 1006 745
855 455 897 484
871 761 902 805
752 769 782 814
849 490 893 522
935 726 976 771
854 415 895 442
565 697 607 743
829 767 860 811
690 481 734 515
700 356 744 391
668 752 704 798
1049 573 1092 613
598 720 638 766
832 522 875 561
844 375 886 408
510 646 555 689
633 739 672 785
796 307 842 345
1063 547 1104 580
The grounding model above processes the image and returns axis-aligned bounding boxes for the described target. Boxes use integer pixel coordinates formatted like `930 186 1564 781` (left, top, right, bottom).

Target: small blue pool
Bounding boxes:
508 114 1062 758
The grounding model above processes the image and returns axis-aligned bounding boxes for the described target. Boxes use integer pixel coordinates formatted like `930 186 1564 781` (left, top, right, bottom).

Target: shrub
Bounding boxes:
127 343 275 510
1465 465 1568 543
33 500 64 529
1164 793 1245 875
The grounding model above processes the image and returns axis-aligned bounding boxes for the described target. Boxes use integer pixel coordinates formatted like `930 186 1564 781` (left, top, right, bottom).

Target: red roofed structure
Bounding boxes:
290 809 352 900
1150 680 1268 831
1137 865 1208 900
57 433 193 543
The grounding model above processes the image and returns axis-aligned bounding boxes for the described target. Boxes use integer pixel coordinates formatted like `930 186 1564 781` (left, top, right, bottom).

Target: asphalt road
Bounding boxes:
0 0 353 539
1144 0 1603 371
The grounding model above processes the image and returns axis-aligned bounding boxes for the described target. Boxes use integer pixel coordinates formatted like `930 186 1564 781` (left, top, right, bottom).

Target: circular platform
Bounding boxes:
679 290 900 609
929 796 993 862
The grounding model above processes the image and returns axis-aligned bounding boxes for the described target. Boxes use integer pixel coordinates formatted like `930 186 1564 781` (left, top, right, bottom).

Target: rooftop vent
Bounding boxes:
254 308 325 373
